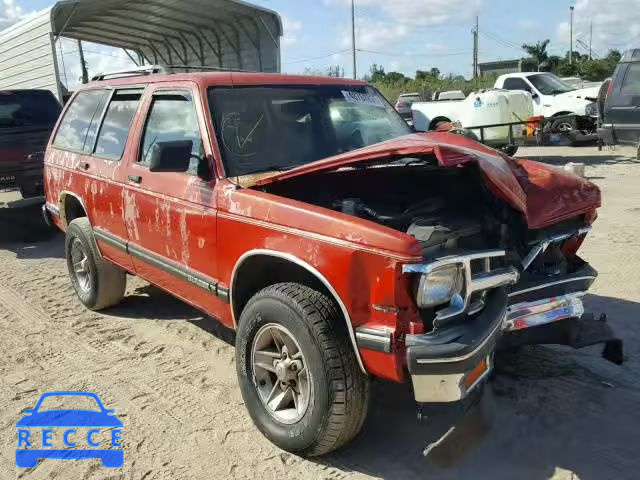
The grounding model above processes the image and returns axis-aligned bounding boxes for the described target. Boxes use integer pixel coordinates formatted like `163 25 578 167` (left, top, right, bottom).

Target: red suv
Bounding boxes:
43 71 620 456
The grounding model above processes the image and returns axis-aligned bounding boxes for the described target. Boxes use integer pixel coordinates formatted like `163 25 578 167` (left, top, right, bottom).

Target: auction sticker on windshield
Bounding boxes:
15 391 124 468
341 90 386 108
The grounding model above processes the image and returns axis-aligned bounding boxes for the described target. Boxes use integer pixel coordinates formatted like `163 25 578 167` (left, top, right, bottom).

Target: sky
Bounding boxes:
2 0 640 88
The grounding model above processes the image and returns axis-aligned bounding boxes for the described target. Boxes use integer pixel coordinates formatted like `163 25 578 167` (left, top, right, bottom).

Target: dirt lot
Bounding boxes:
1 145 639 480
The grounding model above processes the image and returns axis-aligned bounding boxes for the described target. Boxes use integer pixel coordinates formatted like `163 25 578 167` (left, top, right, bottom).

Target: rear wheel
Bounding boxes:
235 283 369 456
65 218 126 310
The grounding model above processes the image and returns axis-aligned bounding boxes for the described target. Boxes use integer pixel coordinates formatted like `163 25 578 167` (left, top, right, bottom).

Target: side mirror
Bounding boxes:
531 92 539 100
149 140 193 173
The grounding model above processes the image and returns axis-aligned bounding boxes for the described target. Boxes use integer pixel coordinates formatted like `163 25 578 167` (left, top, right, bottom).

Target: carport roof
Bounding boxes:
49 0 282 70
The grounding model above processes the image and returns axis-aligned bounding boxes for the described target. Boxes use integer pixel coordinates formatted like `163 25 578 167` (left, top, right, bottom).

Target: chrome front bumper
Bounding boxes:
406 288 508 403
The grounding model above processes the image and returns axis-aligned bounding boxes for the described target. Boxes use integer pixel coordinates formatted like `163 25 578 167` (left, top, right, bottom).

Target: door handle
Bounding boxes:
127 175 142 184
77 161 90 171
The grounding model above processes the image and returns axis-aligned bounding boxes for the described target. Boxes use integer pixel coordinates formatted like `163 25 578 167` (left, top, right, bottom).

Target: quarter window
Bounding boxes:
94 89 142 160
53 90 108 152
139 91 203 174
621 63 640 95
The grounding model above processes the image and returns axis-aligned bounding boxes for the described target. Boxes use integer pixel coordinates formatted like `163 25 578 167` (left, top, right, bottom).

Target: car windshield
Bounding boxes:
208 84 411 177
526 73 576 95
0 90 61 129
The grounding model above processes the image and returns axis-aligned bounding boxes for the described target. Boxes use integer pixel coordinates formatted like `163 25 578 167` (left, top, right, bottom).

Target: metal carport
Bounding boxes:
0 0 282 100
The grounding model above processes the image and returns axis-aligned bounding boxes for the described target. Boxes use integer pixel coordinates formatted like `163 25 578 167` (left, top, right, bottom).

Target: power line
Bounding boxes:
356 48 470 57
284 49 351 65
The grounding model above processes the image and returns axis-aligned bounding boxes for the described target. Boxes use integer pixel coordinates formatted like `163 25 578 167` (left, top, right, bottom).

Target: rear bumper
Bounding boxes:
406 288 508 403
597 125 616 145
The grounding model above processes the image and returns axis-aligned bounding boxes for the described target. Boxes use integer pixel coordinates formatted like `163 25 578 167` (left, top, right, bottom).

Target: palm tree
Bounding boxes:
522 39 550 71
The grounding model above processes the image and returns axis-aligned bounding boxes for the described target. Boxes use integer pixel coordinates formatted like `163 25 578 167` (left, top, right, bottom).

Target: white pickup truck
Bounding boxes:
494 72 600 131
411 89 533 153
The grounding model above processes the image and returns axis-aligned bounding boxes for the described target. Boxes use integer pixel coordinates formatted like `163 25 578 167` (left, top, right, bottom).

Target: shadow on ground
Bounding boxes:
103 283 640 479
319 293 640 479
108 283 236 345
0 205 64 259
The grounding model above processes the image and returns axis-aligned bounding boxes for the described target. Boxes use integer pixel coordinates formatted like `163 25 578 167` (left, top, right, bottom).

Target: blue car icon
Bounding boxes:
16 391 123 468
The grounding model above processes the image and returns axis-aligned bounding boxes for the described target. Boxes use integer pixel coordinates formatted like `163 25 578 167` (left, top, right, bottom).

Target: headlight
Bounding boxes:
585 102 598 117
416 265 463 308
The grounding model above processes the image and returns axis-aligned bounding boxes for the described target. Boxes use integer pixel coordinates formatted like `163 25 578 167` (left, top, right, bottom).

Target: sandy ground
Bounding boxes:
0 145 639 480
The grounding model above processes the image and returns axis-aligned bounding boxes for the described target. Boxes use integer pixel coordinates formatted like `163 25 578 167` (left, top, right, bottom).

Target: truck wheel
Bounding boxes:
65 218 126 310
501 144 519 156
235 283 369 456
551 116 577 132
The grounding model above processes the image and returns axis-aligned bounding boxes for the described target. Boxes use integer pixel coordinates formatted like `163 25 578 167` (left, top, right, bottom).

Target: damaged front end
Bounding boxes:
250 132 621 404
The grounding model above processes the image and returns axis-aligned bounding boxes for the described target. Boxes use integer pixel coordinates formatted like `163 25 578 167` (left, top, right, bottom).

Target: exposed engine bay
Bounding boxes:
258 160 589 276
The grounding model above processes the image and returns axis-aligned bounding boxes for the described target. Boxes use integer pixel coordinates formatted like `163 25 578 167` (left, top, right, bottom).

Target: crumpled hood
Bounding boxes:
250 132 600 229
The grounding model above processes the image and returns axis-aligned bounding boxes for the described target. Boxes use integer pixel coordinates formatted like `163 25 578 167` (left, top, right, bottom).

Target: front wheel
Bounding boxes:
235 283 369 456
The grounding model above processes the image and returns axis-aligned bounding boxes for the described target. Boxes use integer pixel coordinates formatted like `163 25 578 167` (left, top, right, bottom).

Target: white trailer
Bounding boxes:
0 0 282 102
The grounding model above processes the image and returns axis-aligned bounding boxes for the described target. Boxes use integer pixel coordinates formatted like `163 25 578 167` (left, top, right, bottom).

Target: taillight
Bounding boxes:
606 79 614 98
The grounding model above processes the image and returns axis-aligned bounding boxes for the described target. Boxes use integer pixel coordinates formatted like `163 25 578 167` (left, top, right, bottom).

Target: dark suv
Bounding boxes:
598 49 640 145
0 90 61 209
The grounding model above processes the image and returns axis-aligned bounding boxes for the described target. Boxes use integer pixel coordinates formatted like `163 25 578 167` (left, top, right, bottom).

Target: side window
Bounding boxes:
621 63 640 95
503 78 531 92
94 89 142 160
53 90 108 152
139 91 203 174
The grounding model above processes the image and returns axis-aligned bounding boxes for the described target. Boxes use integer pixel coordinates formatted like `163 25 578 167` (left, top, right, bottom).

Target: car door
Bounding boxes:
47 87 140 272
606 62 640 144
502 77 544 116
122 83 225 314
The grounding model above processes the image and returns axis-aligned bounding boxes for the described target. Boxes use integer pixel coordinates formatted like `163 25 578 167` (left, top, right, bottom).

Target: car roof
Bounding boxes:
77 72 369 91
398 92 421 97
621 49 640 62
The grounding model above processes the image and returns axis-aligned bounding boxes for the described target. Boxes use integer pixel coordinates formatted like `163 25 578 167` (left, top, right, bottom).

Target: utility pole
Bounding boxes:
589 21 593 59
77 40 88 84
569 6 574 64
351 0 357 79
472 16 479 79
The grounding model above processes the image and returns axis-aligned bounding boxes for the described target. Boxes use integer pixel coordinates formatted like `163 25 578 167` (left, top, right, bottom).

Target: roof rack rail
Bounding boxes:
91 65 169 81
91 64 258 82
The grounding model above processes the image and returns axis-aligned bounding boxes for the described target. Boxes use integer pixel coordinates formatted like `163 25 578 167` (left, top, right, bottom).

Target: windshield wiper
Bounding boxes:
243 164 299 175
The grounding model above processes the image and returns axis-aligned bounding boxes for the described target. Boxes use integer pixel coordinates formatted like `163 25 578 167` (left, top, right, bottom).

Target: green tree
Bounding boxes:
580 59 612 81
522 39 550 69
430 67 441 79
368 64 386 82
327 65 345 77
385 71 407 83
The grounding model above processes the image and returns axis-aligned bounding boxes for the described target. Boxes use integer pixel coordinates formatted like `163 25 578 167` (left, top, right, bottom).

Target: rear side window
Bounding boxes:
138 91 202 174
53 90 108 152
0 90 61 129
621 63 640 95
94 89 142 160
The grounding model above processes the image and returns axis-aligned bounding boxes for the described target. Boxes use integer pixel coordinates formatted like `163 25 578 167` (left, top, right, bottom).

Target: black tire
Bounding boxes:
65 218 126 310
597 78 612 121
501 144 519 156
550 116 577 132
235 283 369 456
